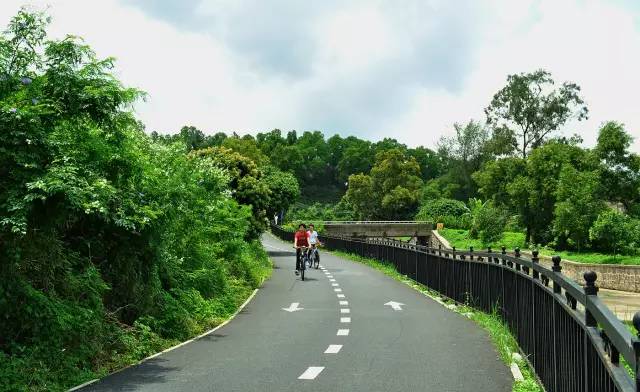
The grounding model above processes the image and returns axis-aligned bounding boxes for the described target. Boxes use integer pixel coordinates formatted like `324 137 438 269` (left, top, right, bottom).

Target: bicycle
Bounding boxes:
308 245 320 269
295 246 310 281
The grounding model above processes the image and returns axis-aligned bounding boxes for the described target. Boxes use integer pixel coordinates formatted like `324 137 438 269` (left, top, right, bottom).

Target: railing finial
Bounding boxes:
584 271 598 296
633 312 640 336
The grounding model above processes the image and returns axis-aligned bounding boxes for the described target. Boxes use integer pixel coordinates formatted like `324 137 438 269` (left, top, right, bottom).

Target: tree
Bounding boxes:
589 209 640 255
263 166 300 217
343 173 375 220
337 138 373 184
256 129 286 155
595 122 640 211
553 165 605 250
474 141 588 244
438 120 490 200
407 146 444 181
180 125 206 151
344 148 423 220
191 146 271 239
222 135 269 166
485 69 588 158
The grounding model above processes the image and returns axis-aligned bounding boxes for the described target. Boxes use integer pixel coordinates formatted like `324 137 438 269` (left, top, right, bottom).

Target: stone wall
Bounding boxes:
431 230 640 293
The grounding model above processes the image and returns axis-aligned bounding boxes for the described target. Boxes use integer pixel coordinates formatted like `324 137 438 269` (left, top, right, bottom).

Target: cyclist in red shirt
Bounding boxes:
293 223 309 275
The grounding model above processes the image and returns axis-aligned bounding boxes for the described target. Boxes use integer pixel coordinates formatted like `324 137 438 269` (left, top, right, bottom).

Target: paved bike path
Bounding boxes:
80 234 512 391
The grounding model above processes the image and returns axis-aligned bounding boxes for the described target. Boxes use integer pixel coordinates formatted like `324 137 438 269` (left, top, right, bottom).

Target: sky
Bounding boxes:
1 0 639 152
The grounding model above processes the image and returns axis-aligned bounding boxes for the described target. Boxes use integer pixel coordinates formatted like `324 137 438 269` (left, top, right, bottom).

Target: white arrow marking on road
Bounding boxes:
282 302 304 312
299 366 324 380
384 301 405 311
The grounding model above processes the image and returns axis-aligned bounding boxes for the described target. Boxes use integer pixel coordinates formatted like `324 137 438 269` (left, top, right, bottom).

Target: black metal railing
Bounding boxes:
271 224 640 392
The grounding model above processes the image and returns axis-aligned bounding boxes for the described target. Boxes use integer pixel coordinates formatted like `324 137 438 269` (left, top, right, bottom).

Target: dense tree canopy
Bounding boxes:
345 148 423 220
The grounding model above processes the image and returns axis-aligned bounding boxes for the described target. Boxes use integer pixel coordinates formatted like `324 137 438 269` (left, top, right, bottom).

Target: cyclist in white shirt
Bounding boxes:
307 224 321 260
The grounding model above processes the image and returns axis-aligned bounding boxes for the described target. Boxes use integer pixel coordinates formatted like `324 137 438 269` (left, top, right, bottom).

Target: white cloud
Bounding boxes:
1 0 639 152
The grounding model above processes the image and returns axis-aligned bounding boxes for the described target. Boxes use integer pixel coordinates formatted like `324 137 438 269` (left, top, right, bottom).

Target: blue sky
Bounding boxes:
2 0 639 151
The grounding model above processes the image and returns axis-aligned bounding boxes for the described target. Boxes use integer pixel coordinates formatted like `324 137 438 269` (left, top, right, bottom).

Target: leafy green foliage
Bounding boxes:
595 122 640 211
415 198 470 228
470 201 508 245
589 210 640 255
485 69 588 158
345 148 423 220
0 10 270 391
553 165 605 250
439 229 527 251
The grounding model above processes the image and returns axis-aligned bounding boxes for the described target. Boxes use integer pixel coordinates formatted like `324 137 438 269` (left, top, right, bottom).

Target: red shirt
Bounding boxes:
294 230 309 247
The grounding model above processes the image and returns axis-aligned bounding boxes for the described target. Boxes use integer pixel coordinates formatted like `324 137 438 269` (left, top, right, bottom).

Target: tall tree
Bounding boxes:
595 121 640 211
485 69 588 158
438 120 490 200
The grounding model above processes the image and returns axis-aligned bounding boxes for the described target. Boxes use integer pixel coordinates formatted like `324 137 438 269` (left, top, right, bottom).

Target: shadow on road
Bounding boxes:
83 358 180 391
267 250 295 257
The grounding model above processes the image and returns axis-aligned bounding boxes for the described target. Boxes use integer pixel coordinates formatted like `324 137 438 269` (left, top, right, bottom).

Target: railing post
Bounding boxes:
501 246 507 266
514 247 521 271
551 256 562 294
531 249 539 279
633 312 640 391
583 271 599 392
584 271 599 327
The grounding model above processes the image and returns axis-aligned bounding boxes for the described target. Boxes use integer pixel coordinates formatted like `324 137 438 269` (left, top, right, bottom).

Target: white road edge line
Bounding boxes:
510 362 524 381
299 366 325 380
329 279 336 282
332 283 339 287
339 301 348 305
324 344 343 354
337 329 350 336
337 294 345 298
340 317 351 323
340 308 350 314
68 288 260 391
263 243 291 252
334 288 342 292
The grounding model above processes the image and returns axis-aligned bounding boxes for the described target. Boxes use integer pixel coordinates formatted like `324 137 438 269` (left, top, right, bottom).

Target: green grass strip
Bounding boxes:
330 250 543 392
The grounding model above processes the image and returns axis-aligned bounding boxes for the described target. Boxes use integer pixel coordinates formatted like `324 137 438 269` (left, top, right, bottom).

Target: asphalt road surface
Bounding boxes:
80 233 512 392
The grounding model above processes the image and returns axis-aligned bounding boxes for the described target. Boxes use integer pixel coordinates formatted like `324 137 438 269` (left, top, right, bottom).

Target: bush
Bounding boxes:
589 209 639 254
470 201 508 245
415 198 470 228
0 10 272 390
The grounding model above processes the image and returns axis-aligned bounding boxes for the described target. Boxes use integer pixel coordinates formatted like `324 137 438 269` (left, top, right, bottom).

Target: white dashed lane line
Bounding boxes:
337 329 350 336
340 308 350 314
331 283 339 287
337 294 345 298
340 317 351 323
339 301 348 305
324 345 343 354
334 288 342 292
299 367 325 380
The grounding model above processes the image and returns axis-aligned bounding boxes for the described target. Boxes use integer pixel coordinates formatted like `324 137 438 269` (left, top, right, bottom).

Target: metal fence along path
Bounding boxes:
272 225 640 392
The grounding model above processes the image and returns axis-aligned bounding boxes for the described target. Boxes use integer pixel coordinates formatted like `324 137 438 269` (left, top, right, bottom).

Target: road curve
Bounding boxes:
80 233 512 392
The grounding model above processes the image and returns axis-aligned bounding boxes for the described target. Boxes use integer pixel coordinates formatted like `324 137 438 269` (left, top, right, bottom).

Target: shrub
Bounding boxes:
470 201 508 245
589 209 639 254
415 198 470 228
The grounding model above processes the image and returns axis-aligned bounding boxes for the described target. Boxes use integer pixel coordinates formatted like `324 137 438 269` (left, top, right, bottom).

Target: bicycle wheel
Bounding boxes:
313 251 319 269
301 260 305 281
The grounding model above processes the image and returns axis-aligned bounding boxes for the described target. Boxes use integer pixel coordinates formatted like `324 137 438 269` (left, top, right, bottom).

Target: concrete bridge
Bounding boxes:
322 221 433 245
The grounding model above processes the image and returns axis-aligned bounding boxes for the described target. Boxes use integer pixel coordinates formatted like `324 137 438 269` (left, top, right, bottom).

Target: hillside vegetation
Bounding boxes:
0 10 294 391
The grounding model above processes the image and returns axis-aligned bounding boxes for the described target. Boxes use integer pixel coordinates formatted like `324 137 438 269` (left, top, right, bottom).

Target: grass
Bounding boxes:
439 228 526 251
439 229 640 265
331 250 543 392
537 248 640 265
